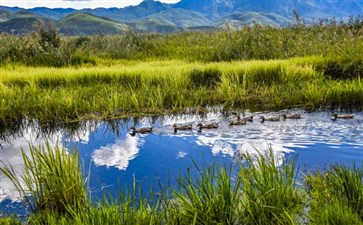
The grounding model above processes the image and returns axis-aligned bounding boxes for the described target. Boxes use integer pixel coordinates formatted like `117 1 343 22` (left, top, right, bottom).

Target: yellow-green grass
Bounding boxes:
0 56 362 124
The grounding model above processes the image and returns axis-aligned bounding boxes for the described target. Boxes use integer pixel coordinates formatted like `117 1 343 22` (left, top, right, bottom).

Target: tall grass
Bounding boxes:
239 151 304 224
165 164 241 225
0 56 362 125
306 165 363 224
0 18 362 66
0 142 87 214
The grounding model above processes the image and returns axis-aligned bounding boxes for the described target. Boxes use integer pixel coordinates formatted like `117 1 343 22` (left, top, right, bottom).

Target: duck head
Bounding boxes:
259 116 265 123
129 126 136 136
331 113 338 120
281 114 287 119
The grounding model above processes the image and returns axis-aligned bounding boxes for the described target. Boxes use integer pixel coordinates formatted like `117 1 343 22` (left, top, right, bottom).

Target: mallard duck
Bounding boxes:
281 113 301 119
241 115 253 122
130 126 152 136
197 123 218 131
173 123 193 133
259 115 280 123
229 119 247 126
331 113 354 120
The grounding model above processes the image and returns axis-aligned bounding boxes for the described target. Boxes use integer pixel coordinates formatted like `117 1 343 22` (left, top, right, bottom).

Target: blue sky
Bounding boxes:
0 0 180 9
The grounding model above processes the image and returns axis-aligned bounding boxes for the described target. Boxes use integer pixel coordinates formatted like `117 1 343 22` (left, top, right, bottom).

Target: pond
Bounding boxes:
1 110 363 216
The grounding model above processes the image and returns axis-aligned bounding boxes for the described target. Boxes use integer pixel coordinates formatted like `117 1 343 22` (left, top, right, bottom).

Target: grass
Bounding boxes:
0 56 362 125
0 142 87 214
306 164 363 224
0 18 362 66
3 144 362 224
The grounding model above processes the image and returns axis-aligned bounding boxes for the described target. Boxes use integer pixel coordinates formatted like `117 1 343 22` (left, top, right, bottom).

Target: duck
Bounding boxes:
130 126 152 136
197 123 218 132
259 115 280 123
229 117 247 126
331 113 354 120
173 123 193 133
281 113 301 119
241 115 254 122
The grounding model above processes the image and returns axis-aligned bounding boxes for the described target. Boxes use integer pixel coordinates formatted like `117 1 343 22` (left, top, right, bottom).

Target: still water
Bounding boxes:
1 110 363 215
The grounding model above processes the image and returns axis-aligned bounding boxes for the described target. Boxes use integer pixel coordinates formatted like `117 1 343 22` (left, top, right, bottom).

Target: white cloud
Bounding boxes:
0 0 180 9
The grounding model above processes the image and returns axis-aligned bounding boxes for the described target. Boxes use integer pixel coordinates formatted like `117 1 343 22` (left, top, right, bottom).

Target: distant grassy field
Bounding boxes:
0 56 362 124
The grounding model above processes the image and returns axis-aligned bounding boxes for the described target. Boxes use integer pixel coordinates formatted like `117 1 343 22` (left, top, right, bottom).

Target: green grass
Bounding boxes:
306 165 363 224
0 142 87 214
1 18 362 66
1 144 362 224
238 151 304 224
0 56 362 125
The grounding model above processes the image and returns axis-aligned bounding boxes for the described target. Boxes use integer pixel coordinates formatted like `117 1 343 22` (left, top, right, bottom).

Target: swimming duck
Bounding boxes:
197 123 219 131
173 123 193 133
242 115 254 122
229 118 247 126
331 113 354 120
259 115 280 123
130 126 152 136
281 113 301 119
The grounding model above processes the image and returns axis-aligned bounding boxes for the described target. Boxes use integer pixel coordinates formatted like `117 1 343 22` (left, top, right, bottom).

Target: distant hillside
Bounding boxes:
0 9 12 22
146 8 212 28
82 0 169 22
127 18 179 33
217 12 291 28
175 0 363 18
57 12 129 35
0 10 52 34
29 7 77 20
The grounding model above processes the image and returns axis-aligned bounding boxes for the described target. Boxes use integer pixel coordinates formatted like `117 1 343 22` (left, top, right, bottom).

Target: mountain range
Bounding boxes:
0 0 362 35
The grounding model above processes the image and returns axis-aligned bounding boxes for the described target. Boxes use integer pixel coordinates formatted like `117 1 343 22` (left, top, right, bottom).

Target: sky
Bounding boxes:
0 0 181 9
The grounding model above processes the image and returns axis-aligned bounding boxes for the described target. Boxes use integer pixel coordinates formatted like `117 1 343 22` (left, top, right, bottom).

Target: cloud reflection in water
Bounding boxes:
92 135 143 170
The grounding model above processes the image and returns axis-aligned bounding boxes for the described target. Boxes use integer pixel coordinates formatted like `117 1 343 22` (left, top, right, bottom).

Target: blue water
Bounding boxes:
1 110 363 216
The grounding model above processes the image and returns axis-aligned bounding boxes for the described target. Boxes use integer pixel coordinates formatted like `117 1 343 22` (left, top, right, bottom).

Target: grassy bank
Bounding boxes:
0 56 362 124
0 18 362 66
1 144 362 224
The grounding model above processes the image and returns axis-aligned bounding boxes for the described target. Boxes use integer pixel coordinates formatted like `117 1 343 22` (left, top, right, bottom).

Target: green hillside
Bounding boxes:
147 8 212 28
128 17 179 33
0 9 13 22
56 12 129 35
0 10 52 34
217 12 291 28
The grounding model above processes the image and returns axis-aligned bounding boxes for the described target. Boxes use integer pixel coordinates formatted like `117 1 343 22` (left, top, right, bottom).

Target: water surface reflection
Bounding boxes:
1 111 362 211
